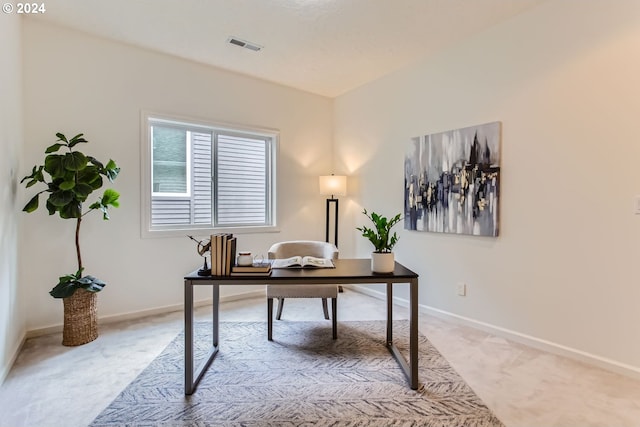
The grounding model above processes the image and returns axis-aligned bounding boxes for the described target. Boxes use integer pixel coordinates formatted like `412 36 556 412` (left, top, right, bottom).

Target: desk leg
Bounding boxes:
213 284 219 347
386 280 420 390
409 278 419 389
386 282 393 344
184 280 194 394
185 281 220 395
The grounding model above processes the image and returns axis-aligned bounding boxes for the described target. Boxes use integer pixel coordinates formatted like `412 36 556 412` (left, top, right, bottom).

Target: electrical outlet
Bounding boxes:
634 196 640 215
457 282 467 296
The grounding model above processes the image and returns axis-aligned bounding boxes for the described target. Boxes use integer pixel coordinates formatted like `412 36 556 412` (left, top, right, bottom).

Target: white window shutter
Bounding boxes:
216 133 268 226
192 132 212 224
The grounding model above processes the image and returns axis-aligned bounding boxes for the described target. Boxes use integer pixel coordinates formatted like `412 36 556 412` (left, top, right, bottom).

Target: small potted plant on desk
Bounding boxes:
21 132 120 346
356 209 402 273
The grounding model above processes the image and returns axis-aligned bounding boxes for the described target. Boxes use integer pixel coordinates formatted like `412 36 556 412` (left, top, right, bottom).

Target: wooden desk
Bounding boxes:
184 258 419 394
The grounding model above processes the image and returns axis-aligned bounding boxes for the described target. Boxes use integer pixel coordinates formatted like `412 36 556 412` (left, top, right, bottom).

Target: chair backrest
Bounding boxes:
268 240 339 260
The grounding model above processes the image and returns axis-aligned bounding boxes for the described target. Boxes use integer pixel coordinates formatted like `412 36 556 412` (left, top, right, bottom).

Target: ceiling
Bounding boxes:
28 0 546 97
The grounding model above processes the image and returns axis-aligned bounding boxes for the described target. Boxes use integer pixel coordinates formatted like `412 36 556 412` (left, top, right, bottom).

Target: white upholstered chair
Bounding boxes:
266 240 338 340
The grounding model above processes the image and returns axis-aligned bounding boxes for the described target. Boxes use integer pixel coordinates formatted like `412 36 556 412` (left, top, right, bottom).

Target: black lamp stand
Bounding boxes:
325 196 338 247
325 197 343 292
325 197 339 248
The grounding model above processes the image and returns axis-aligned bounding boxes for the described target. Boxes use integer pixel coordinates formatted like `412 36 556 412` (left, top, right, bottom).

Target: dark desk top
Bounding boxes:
185 258 418 284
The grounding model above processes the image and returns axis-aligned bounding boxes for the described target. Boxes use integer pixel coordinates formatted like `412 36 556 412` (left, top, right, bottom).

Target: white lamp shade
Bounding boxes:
319 175 347 197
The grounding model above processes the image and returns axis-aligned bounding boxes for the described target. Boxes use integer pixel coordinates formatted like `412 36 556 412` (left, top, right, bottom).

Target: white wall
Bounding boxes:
20 20 333 330
334 0 640 372
0 13 25 381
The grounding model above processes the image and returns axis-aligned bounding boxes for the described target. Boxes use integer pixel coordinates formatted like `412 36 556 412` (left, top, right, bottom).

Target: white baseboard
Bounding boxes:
0 329 27 385
19 285 640 381
25 289 265 339
349 284 640 380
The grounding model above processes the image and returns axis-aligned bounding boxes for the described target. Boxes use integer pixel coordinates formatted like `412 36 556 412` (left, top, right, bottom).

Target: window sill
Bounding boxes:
141 225 281 239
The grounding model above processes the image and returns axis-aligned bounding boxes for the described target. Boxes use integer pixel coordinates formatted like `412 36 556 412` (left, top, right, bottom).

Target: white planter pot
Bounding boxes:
371 252 395 273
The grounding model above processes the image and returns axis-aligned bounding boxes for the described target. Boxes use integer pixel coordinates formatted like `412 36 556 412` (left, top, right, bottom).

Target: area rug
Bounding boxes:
91 321 503 426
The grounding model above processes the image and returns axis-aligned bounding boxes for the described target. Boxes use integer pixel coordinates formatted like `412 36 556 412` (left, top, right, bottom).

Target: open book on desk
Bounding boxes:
271 256 334 269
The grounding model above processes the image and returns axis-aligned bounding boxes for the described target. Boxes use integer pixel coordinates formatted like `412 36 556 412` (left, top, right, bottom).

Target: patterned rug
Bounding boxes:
91 321 503 426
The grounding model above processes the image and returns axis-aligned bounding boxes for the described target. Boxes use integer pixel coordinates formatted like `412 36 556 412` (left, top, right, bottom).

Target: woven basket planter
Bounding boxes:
62 288 98 346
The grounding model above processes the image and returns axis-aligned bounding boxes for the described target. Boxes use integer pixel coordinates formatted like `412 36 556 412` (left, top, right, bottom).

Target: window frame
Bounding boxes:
141 111 279 238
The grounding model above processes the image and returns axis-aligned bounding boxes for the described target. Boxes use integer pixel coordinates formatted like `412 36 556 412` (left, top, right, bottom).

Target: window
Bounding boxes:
142 113 278 236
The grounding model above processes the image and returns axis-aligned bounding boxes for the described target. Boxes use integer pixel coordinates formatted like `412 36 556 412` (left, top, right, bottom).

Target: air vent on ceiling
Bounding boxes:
227 37 263 52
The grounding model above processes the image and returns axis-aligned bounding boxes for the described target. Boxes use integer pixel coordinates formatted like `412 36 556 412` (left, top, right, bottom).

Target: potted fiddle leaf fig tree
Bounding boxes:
21 132 120 346
356 209 402 273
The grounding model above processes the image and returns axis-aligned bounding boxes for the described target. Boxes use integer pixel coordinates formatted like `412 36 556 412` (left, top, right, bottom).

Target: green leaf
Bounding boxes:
89 175 103 190
101 188 120 206
44 154 65 178
59 180 76 191
106 169 119 182
73 183 93 199
77 166 99 185
79 275 106 293
55 132 69 143
48 190 74 207
49 270 83 298
64 151 87 171
23 194 40 212
104 159 120 182
75 277 92 285
21 165 42 184
49 282 77 298
87 156 103 169
45 143 65 153
20 174 33 184
34 167 45 183
90 203 110 220
45 199 57 215
68 133 87 148
84 283 105 293
60 201 81 219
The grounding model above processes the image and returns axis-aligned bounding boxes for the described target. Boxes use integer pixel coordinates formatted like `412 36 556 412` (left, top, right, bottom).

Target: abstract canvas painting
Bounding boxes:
404 122 501 236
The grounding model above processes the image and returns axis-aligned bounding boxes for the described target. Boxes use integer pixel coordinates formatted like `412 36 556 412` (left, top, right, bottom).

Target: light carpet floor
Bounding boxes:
90 320 503 426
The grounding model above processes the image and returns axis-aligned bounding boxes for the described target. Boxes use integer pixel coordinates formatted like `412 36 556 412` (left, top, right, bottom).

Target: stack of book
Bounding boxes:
230 262 272 276
210 233 237 276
